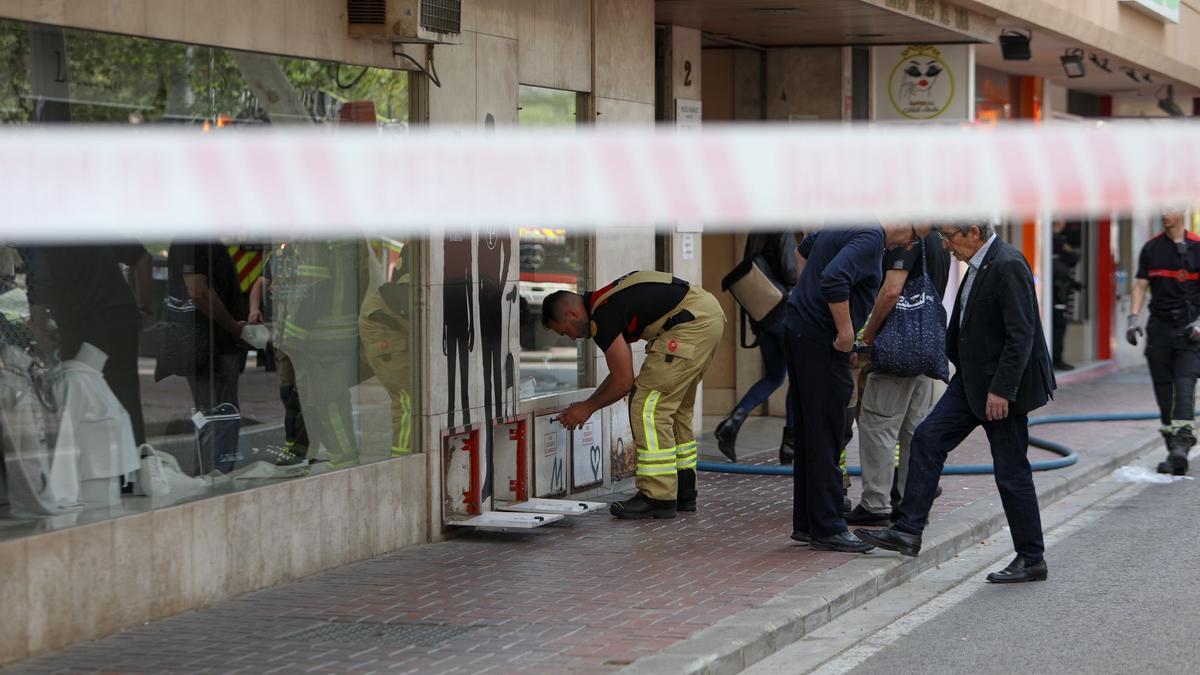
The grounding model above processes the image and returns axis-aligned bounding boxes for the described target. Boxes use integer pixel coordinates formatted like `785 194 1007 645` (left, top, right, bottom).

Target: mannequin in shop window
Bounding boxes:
1051 221 1081 371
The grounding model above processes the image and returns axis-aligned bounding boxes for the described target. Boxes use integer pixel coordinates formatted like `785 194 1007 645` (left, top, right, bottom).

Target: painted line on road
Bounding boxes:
807 478 1156 675
744 449 1183 675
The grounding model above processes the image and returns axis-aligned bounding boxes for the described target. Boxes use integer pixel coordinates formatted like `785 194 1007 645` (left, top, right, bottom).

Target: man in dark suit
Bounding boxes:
857 222 1056 583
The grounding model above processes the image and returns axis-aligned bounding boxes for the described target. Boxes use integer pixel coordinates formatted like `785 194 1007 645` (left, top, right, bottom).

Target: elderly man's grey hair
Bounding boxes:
952 221 994 238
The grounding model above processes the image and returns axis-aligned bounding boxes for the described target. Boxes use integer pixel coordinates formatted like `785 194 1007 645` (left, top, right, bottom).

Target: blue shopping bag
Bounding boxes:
871 245 950 382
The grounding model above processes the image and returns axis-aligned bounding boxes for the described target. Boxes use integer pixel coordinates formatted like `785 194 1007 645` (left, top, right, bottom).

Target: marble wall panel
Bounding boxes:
0 539 28 663
594 0 654 103
517 0 591 92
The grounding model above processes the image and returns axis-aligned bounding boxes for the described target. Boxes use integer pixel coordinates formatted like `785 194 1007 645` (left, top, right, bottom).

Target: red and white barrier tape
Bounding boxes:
1 122 1197 240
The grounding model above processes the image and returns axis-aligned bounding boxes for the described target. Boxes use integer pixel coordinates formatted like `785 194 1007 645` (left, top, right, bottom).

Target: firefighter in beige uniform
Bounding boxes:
543 271 725 519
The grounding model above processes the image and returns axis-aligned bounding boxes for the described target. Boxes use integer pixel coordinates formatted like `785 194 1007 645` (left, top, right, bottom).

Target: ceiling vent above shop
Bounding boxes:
347 0 460 43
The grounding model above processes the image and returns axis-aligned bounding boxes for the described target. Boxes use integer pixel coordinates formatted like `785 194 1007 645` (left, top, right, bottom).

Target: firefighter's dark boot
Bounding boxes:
609 491 677 519
1164 427 1195 476
1156 429 1184 474
714 409 747 462
779 427 795 465
677 469 697 512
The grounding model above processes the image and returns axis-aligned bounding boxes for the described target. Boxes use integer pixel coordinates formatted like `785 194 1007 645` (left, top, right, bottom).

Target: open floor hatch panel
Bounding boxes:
443 416 606 529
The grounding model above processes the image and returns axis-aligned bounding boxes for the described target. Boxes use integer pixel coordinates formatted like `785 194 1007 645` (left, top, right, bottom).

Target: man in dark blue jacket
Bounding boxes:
787 223 926 553
858 222 1056 583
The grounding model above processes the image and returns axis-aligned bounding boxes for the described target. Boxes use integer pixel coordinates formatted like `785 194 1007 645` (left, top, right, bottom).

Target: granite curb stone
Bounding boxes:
620 431 1161 675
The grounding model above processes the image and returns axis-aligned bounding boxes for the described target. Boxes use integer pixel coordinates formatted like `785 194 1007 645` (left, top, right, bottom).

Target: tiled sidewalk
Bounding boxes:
12 367 1163 674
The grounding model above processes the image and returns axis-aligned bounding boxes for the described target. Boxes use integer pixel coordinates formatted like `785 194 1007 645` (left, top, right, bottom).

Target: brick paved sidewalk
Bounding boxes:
12 367 1163 675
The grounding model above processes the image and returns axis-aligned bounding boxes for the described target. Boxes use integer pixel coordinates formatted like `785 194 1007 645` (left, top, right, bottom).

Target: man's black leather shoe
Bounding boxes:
810 531 874 553
844 505 890 524
854 527 921 557
986 556 1048 583
610 492 676 519
677 498 696 512
790 530 810 544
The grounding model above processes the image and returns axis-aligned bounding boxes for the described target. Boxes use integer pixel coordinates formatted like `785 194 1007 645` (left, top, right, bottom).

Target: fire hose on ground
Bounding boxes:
696 411 1174 476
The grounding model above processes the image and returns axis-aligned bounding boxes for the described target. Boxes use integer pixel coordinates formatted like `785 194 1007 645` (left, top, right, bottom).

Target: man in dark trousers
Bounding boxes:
1126 208 1200 475
786 223 926 553
857 222 1056 584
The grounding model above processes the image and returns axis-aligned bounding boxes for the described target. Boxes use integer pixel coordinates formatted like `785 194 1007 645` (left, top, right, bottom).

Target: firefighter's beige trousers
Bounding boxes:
629 286 725 501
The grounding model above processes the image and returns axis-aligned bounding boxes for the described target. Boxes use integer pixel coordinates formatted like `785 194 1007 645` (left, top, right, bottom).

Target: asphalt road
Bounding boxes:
844 471 1200 674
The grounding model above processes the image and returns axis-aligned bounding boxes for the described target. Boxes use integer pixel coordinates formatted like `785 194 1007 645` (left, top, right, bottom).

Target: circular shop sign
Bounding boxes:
887 45 957 120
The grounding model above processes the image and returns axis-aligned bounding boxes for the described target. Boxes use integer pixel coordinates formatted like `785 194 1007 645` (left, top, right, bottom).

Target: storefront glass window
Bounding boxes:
975 66 1014 125
0 237 420 538
0 18 419 539
0 19 411 125
517 86 591 398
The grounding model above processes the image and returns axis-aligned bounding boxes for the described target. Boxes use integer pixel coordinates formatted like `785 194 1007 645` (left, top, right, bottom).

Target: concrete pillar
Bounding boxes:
659 25 708 429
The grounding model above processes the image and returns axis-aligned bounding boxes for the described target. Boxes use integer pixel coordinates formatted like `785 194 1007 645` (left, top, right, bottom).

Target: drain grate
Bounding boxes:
282 621 474 647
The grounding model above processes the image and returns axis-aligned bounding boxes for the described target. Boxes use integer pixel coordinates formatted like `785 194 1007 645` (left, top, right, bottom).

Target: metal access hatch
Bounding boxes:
448 511 565 529
442 417 606 531
498 498 606 516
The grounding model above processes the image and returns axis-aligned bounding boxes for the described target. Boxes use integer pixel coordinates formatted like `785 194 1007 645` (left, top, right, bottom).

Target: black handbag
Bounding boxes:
154 294 210 381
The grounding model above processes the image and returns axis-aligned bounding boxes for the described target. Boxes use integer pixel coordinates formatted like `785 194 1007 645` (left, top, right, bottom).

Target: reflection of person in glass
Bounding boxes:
443 233 474 428
27 244 154 444
249 247 310 461
359 241 415 457
274 241 362 469
167 242 247 411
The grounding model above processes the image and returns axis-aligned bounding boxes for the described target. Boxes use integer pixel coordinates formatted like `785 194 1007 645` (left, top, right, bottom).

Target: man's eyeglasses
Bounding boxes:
936 229 964 241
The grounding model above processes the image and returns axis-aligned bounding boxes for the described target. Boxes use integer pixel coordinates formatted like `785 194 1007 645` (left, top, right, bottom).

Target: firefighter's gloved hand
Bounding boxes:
1187 322 1200 344
1126 314 1143 346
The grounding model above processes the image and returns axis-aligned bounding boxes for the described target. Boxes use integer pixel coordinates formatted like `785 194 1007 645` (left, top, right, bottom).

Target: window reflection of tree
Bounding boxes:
0 18 410 126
